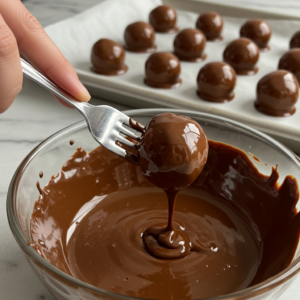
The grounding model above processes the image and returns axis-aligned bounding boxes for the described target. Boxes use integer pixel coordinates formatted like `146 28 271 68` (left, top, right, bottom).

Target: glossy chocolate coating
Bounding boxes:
223 38 259 75
91 39 128 75
278 49 300 84
196 12 223 42
145 52 182 88
290 30 300 49
173 28 206 62
124 21 156 53
197 62 236 102
31 140 300 299
255 70 298 117
240 19 271 51
139 113 208 191
149 5 178 33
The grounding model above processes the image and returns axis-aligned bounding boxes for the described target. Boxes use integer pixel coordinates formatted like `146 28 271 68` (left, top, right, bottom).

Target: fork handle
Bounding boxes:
20 58 87 115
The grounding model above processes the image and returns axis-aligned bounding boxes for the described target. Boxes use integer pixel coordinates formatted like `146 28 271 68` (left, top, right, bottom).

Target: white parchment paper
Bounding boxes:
45 0 300 143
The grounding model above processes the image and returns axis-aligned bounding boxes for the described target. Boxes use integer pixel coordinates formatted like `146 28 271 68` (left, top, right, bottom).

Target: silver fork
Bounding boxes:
20 58 142 164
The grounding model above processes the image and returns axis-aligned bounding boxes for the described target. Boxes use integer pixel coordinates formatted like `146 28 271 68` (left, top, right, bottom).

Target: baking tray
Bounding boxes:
45 0 300 152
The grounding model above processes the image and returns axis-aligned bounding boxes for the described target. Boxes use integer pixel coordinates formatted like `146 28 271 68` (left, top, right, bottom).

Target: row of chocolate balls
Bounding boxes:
142 5 272 50
92 40 298 118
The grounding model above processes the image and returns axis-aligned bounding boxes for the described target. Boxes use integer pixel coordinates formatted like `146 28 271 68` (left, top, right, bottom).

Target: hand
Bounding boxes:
0 0 91 113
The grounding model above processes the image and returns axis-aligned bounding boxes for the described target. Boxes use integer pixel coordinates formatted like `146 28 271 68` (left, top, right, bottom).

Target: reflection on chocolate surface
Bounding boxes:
31 137 300 299
91 39 128 76
278 49 300 84
140 113 208 259
196 12 223 42
255 70 298 117
149 5 178 34
124 21 156 53
145 52 182 88
290 31 300 49
240 19 271 51
197 62 236 102
173 28 206 62
223 38 259 75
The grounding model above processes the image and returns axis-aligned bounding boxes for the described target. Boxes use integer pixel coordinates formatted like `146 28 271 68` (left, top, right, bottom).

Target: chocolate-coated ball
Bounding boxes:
91 39 128 76
255 70 298 117
197 62 236 102
196 12 223 42
223 38 259 75
174 28 206 62
278 49 300 84
290 30 300 49
149 5 178 33
124 21 156 53
139 113 208 190
240 19 271 51
145 52 182 89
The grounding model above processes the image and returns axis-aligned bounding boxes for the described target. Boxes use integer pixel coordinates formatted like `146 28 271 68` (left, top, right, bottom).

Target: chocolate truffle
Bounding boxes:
240 19 271 51
139 113 208 190
255 70 298 117
278 49 300 84
290 30 300 49
91 39 128 76
124 21 156 53
196 12 223 42
149 5 178 33
197 62 236 102
173 28 206 62
223 38 259 75
145 52 182 88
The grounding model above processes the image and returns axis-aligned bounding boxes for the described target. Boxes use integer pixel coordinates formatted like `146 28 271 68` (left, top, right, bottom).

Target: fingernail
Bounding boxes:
77 81 91 102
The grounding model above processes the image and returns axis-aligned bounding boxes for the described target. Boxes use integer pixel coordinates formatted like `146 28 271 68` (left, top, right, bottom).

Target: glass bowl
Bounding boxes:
7 108 300 300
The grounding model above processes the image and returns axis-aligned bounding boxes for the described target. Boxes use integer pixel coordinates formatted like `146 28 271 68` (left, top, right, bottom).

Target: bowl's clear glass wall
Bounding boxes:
15 111 300 268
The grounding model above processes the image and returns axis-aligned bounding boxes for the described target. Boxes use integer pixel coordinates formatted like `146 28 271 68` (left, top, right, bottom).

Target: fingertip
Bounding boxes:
75 81 91 102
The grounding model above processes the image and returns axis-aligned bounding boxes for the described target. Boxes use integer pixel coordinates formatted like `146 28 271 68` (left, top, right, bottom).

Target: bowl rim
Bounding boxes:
6 108 300 300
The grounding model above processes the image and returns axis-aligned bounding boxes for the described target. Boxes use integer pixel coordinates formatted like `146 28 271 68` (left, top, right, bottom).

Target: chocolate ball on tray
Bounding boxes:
144 52 182 89
124 21 156 53
223 38 259 75
255 70 298 117
149 5 178 34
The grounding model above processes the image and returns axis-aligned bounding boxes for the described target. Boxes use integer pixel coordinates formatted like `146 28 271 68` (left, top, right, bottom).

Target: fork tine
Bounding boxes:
120 126 140 141
116 135 138 150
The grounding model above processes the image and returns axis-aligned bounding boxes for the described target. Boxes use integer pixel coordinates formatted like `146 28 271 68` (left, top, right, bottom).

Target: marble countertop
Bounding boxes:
1 1 300 299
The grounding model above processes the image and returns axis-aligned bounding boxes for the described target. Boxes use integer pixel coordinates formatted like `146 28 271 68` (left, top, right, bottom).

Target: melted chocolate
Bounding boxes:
145 52 182 88
173 28 206 62
255 70 298 117
278 49 300 84
30 140 300 299
91 39 128 76
124 21 156 53
39 171 43 178
196 12 223 42
290 30 300 49
149 5 178 34
70 139 74 146
223 38 260 75
197 62 236 102
240 20 271 51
